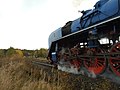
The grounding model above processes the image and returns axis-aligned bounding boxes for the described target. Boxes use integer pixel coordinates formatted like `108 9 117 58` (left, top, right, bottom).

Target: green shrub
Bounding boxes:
0 49 6 57
6 47 16 57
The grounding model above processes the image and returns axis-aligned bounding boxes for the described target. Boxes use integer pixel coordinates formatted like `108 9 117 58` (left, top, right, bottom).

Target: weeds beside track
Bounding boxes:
0 57 119 90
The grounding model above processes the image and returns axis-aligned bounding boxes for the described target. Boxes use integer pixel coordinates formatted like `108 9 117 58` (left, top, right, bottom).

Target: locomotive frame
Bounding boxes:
48 0 120 77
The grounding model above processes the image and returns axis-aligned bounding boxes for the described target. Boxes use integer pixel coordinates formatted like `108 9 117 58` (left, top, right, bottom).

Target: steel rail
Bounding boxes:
32 61 54 68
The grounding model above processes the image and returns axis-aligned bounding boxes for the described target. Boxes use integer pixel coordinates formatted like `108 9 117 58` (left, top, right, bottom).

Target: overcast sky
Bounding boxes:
0 0 98 50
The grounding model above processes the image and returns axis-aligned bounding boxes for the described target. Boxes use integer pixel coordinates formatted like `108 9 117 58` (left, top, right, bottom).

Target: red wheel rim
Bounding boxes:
109 42 120 76
83 48 106 75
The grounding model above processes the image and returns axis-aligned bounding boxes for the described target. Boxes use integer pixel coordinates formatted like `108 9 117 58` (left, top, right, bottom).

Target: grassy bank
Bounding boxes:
0 57 119 90
0 57 63 90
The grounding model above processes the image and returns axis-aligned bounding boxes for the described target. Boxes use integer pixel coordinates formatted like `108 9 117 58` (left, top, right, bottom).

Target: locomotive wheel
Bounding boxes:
109 42 120 76
70 59 81 71
83 48 106 75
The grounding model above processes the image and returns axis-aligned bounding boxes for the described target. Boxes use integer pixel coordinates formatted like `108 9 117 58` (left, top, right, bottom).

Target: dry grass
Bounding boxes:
0 57 119 90
0 57 63 90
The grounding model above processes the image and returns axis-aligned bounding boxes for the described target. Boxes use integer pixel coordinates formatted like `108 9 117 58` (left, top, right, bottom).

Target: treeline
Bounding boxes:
0 47 48 58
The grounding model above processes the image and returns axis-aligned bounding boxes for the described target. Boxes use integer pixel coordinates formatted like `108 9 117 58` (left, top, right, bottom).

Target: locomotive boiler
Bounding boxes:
48 0 120 77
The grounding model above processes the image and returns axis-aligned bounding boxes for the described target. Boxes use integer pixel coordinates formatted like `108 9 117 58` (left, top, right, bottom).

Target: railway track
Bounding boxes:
32 61 54 68
31 60 120 85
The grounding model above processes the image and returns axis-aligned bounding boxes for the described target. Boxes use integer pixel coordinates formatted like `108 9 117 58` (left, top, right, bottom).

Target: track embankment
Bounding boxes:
29 59 120 90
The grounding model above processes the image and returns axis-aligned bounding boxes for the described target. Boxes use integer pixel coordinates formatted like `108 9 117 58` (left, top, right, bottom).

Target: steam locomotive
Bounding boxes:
48 0 120 77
